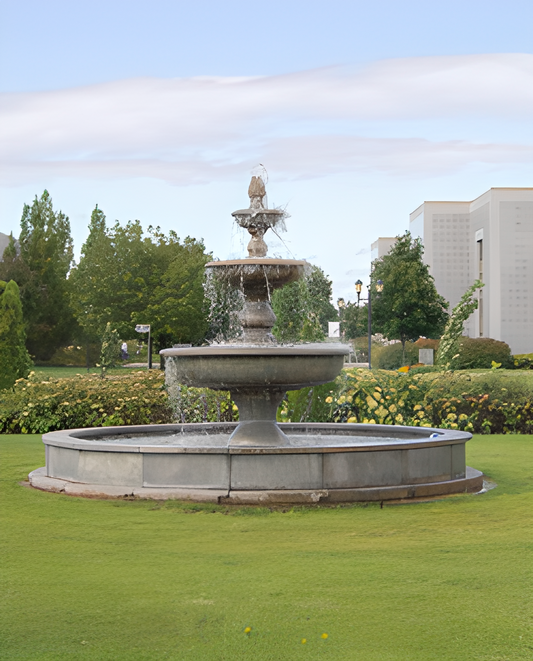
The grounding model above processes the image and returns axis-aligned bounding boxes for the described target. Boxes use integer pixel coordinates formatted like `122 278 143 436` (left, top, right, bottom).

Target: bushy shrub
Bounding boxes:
278 382 335 423
0 371 236 434
511 354 533 370
280 368 533 435
34 344 100 367
454 337 512 369
372 341 419 370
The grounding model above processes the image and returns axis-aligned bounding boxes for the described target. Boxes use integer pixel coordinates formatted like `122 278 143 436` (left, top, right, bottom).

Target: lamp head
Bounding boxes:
355 279 363 294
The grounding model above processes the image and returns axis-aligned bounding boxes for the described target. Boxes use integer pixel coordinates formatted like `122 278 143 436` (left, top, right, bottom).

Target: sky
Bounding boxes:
0 0 532 302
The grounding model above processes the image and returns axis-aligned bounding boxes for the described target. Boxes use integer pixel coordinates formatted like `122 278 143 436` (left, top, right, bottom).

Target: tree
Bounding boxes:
371 232 449 364
436 280 484 368
0 280 32 390
0 191 75 361
306 267 338 334
203 269 244 343
137 236 210 347
97 322 121 378
69 208 211 350
271 266 336 343
340 301 368 339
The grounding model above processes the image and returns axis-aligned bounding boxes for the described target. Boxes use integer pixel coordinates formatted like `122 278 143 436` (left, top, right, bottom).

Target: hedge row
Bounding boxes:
0 371 236 434
2 368 531 435
281 369 533 435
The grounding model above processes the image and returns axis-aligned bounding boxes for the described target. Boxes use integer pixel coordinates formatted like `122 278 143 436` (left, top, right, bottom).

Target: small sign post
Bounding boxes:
135 324 151 370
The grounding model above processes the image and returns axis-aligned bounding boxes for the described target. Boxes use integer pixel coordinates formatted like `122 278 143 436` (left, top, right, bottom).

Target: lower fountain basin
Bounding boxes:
31 423 483 504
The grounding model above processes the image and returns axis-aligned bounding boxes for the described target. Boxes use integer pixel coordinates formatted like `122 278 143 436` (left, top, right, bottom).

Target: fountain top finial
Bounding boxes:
248 176 266 210
232 172 284 258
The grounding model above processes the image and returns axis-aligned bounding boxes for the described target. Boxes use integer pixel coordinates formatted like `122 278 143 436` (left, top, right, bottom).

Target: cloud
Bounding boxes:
1 53 532 186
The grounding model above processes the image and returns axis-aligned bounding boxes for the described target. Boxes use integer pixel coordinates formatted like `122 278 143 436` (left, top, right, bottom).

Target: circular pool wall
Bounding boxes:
29 423 483 504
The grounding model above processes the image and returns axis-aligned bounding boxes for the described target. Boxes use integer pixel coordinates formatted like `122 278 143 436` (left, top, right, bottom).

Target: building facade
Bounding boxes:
370 237 397 262
409 188 533 355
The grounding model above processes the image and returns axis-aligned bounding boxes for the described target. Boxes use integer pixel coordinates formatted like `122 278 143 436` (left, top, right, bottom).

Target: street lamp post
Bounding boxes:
354 279 383 370
135 324 152 370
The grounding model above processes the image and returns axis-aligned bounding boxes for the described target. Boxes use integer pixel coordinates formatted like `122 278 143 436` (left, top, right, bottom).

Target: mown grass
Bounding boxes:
1 434 532 660
31 365 159 380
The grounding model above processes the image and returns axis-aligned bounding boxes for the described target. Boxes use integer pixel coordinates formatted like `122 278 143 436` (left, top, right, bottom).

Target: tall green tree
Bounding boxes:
340 301 368 339
70 208 211 349
306 266 338 334
271 266 336 343
0 280 32 389
0 191 75 360
371 232 449 363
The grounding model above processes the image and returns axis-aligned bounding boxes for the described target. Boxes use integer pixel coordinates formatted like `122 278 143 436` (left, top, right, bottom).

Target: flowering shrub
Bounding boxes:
512 355 533 370
281 368 533 434
0 371 236 434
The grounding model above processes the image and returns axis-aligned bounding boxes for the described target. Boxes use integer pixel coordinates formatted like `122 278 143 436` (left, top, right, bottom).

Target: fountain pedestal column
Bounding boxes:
229 387 287 446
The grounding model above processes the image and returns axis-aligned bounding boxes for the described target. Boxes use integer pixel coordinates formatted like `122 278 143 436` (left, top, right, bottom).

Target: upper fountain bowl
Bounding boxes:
206 258 307 300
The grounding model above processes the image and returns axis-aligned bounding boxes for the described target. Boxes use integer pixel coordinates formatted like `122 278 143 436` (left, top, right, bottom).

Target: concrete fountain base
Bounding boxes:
30 423 484 504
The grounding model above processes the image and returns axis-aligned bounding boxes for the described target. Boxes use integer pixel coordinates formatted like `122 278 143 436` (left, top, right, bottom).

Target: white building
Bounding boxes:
409 188 533 355
371 237 397 262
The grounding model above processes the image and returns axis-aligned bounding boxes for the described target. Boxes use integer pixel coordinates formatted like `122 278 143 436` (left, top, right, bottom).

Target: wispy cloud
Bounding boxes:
1 54 532 186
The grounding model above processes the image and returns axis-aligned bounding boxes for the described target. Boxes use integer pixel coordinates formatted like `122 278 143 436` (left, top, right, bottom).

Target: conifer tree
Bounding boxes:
0 280 32 390
0 190 75 360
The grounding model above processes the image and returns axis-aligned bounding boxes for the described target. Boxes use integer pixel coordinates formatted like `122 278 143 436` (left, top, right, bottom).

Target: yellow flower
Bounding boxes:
347 416 357 423
395 414 404 423
375 405 388 419
244 627 251 634
389 404 397 413
458 413 468 421
325 396 333 404
232 404 239 411
368 419 376 424
366 395 378 409
301 638 307 644
321 633 329 639
414 404 422 411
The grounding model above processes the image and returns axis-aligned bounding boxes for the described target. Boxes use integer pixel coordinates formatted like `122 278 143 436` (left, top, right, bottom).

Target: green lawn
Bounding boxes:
1 434 532 660
31 365 161 380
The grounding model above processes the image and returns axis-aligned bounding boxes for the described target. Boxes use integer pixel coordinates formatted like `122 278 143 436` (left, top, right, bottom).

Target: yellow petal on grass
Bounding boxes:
321 633 329 639
301 638 307 644
244 627 251 634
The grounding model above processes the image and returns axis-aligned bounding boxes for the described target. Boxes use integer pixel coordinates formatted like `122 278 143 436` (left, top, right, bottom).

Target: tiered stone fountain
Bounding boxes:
31 176 483 503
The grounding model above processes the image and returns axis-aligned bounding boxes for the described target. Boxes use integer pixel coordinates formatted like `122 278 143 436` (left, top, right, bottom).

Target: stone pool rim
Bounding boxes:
42 422 472 455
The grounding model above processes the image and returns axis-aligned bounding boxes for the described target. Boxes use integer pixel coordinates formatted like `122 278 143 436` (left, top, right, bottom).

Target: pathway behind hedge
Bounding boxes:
1 434 532 660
